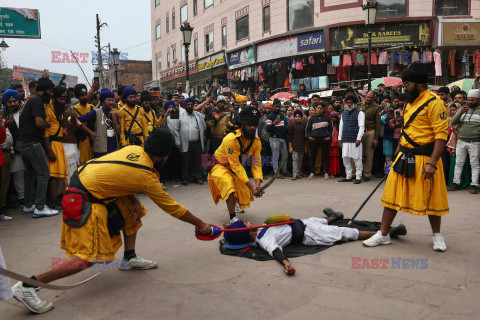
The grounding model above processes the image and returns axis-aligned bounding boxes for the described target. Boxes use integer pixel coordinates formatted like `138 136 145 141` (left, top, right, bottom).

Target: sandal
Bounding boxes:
291 175 297 180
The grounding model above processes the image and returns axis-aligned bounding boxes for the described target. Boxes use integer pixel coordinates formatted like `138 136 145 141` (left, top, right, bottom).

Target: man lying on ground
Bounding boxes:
222 211 406 275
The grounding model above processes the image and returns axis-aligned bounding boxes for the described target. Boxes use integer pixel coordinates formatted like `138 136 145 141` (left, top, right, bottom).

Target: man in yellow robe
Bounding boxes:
208 107 264 223
12 127 216 314
363 63 449 252
140 90 165 133
73 84 95 164
117 87 148 147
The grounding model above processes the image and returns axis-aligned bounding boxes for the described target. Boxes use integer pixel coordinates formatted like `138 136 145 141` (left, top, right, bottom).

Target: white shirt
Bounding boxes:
339 110 365 142
187 113 200 141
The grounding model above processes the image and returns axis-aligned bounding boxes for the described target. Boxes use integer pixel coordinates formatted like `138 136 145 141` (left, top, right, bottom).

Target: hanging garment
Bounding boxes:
425 51 433 63
411 51 420 63
434 51 442 77
327 63 336 75
352 50 358 65
473 50 480 76
332 56 340 67
401 52 412 65
343 54 352 67
462 50 470 77
371 52 378 65
448 51 456 77
379 52 388 64
356 53 364 65
391 51 401 64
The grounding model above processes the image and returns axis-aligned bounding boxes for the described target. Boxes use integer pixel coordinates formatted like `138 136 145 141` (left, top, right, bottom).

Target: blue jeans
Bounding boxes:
269 137 288 174
16 141 50 210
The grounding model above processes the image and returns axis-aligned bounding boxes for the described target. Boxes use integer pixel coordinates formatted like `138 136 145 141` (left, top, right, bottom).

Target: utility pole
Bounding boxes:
96 14 103 88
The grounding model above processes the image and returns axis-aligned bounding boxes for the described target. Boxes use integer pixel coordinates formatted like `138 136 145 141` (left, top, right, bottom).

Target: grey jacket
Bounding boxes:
451 106 480 142
175 110 206 152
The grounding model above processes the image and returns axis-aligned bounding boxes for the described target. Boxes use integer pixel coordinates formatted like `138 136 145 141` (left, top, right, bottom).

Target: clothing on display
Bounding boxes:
462 50 470 77
434 50 442 77
474 50 480 76
448 50 456 77
378 52 388 64
411 51 420 63
332 56 340 67
343 54 352 67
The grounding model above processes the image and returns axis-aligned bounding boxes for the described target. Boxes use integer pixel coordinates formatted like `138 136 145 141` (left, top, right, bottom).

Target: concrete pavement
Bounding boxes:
1 176 479 320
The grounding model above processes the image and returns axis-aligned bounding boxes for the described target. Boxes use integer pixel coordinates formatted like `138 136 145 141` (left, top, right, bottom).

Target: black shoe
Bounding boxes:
195 180 204 185
374 173 384 178
447 184 461 191
362 176 371 182
338 178 353 182
181 180 189 186
201 177 208 182
389 224 407 239
323 208 335 217
469 186 479 194
331 211 344 221
354 179 362 184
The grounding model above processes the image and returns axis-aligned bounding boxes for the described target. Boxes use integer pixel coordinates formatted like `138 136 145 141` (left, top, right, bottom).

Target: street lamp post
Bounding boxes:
180 22 194 94
362 0 378 92
111 48 121 90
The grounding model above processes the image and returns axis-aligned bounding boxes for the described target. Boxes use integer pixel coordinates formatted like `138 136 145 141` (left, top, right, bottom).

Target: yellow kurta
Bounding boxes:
44 103 68 179
143 108 165 133
381 90 449 216
73 103 94 164
61 146 187 262
117 105 148 147
208 130 263 209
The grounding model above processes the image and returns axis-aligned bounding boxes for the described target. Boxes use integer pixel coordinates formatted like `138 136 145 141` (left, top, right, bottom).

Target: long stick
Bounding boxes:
70 50 91 87
348 174 388 225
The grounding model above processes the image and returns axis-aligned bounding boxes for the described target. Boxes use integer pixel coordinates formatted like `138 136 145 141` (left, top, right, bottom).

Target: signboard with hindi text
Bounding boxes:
443 22 480 46
329 22 430 51
0 8 41 39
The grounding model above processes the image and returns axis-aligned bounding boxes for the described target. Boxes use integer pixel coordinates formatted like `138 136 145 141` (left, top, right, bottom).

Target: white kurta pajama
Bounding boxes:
255 217 359 256
339 111 365 180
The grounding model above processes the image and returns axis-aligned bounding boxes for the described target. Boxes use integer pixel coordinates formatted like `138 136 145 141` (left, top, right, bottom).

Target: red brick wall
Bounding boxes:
117 60 152 91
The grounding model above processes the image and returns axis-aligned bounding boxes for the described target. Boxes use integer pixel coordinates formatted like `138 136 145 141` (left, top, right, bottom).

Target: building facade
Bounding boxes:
151 0 480 96
118 60 153 92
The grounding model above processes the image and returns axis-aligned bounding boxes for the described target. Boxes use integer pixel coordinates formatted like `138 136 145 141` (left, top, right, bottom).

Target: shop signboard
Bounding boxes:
159 61 198 82
227 47 255 70
0 8 41 38
329 22 430 51
257 36 297 63
297 30 325 54
12 66 77 96
443 22 480 46
197 52 226 71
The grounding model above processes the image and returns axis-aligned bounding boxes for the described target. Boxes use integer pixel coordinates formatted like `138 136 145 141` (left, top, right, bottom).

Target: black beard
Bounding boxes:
42 92 51 104
126 100 136 107
186 107 194 114
241 125 255 140
273 109 280 114
406 85 421 104
79 98 88 105
53 100 65 115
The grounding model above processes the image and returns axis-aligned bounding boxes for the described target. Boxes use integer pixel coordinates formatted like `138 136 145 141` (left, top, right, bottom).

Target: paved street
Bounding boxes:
1 176 479 320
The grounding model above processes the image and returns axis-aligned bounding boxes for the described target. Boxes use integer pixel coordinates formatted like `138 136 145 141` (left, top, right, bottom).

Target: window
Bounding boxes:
222 25 227 46
205 31 214 52
166 17 169 33
194 0 198 15
156 24 161 39
157 56 162 70
181 4 188 23
236 15 249 41
263 6 270 32
173 49 176 62
288 0 312 31
194 39 198 57
435 0 469 16
155 0 160 6
167 52 170 68
204 0 213 8
172 12 176 29
376 0 407 19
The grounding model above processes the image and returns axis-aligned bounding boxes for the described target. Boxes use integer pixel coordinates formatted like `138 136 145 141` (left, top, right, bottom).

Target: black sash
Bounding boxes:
123 107 142 137
47 105 63 142
393 97 436 178
289 219 306 244
235 131 255 165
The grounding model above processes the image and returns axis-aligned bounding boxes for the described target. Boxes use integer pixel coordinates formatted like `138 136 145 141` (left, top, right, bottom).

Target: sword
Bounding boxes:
258 154 285 193
0 267 101 290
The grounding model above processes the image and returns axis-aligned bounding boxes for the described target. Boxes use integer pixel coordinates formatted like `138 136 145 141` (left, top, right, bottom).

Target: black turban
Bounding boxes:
74 84 88 98
144 127 175 157
239 107 261 126
36 77 55 92
140 90 153 103
401 63 429 84
53 86 68 99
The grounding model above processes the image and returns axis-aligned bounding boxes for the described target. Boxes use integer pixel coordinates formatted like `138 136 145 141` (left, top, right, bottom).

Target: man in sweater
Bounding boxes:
266 99 289 178
338 95 365 184
288 110 307 180
448 89 480 194
305 104 333 180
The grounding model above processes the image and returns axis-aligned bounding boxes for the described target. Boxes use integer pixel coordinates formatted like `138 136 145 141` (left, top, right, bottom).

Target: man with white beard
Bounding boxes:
338 95 365 184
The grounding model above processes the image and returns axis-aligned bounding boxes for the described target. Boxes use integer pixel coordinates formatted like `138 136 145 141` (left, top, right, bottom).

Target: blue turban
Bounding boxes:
2 89 20 104
122 86 137 100
183 97 196 107
99 88 114 104
223 220 251 249
164 100 176 111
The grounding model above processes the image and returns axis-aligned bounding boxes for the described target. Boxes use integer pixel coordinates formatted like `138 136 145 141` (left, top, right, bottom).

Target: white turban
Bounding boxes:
467 89 480 99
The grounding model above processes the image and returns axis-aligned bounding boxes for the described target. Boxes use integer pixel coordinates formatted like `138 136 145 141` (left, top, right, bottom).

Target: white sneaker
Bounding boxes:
0 215 13 221
33 206 59 218
308 173 315 180
363 231 392 247
22 205 35 215
234 203 245 214
324 173 330 180
12 281 54 314
229 216 239 224
119 255 158 271
432 233 447 252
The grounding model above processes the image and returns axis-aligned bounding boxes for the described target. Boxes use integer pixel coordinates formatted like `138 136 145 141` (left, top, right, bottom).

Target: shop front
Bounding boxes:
159 60 198 95
226 46 255 94
328 20 432 85
196 51 228 94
